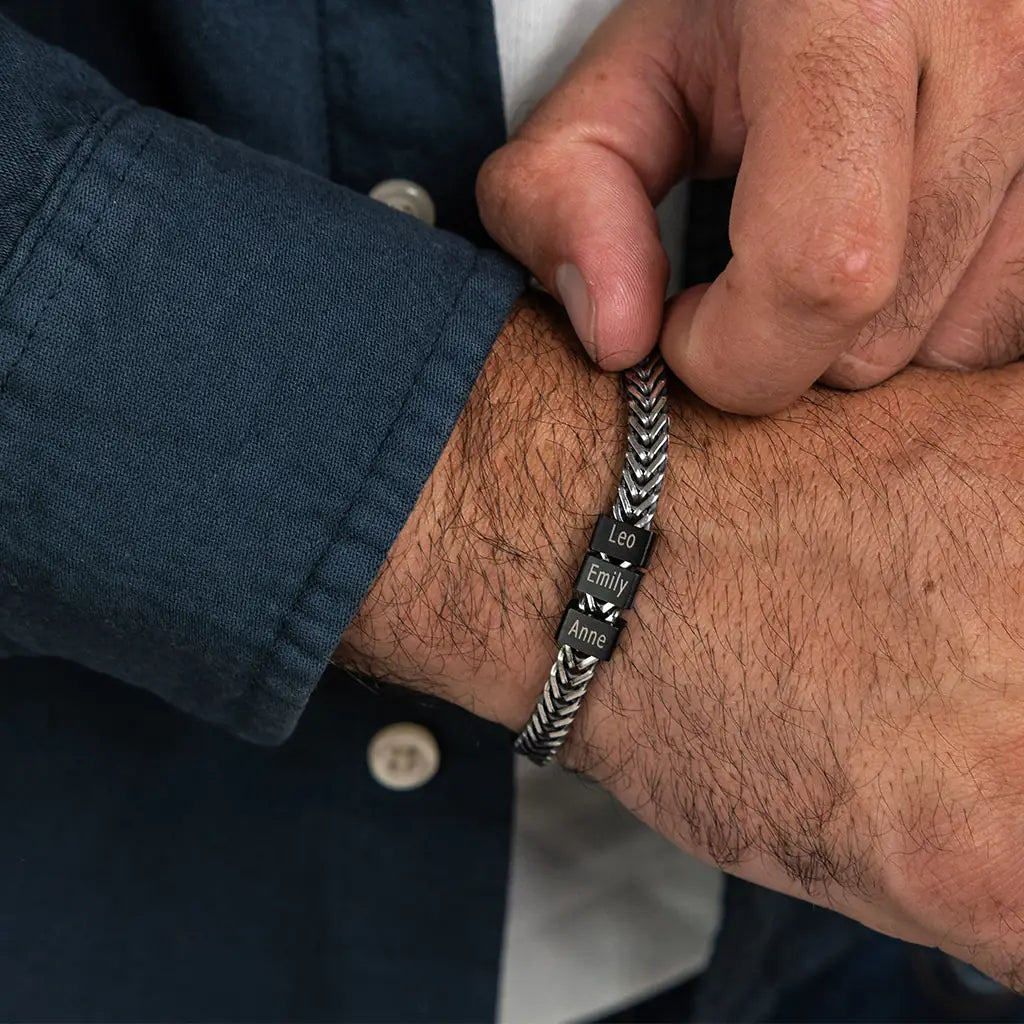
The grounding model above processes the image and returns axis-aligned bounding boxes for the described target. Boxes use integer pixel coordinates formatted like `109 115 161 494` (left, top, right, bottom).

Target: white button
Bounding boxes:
368 178 436 225
367 722 440 791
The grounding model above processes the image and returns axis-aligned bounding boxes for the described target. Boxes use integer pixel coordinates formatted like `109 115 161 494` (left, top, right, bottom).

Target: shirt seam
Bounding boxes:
0 105 147 402
0 102 132 300
315 0 335 180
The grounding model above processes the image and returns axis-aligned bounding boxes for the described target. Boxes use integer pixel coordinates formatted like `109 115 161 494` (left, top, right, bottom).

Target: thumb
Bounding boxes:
476 0 694 370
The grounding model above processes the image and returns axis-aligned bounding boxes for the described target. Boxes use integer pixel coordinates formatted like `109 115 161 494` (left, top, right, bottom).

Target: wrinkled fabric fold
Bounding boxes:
0 17 525 742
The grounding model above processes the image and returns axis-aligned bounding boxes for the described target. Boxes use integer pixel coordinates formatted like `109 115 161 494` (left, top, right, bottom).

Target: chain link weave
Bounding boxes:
514 354 669 765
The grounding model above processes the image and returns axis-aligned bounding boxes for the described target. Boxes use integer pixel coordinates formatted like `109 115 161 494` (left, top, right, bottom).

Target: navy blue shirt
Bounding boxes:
0 3 522 1019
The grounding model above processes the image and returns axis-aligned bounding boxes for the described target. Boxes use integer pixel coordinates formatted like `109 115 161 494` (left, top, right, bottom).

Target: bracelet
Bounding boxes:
513 354 669 766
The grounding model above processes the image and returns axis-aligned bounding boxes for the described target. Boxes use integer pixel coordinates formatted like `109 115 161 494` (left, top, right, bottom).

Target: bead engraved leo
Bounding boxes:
590 514 654 567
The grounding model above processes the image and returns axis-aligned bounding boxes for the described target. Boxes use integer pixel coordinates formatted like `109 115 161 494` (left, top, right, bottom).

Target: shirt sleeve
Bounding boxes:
0 17 526 743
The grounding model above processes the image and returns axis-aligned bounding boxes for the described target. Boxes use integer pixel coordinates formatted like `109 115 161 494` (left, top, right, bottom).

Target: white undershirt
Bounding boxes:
491 3 719 1022
493 0 613 133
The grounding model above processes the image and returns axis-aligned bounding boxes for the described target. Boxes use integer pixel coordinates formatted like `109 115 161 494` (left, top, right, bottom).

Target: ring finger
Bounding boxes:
915 168 1024 370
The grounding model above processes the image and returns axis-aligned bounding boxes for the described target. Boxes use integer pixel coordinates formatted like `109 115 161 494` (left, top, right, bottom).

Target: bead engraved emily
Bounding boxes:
574 554 641 609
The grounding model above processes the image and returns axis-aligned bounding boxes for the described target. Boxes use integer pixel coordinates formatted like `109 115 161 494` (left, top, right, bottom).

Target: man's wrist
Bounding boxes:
335 293 629 730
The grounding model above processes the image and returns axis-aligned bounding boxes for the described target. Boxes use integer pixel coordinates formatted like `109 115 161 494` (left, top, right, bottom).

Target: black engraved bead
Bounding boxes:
574 554 641 609
589 514 655 568
556 606 622 661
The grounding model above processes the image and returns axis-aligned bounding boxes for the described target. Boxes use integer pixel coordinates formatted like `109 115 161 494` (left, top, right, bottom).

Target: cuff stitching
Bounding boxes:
237 249 483 722
0 109 150 402
0 101 131 321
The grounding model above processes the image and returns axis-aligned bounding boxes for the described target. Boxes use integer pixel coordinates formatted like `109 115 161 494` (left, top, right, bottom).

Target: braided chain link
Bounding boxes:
514 354 669 765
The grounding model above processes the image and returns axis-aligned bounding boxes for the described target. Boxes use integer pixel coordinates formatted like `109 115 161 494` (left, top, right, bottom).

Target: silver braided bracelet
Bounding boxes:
513 354 669 766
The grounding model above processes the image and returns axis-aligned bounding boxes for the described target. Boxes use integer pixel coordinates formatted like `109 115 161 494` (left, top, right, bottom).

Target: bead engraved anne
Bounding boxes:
556 607 622 661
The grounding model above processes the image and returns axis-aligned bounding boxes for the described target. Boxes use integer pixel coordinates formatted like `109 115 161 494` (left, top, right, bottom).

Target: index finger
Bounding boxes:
664 0 919 414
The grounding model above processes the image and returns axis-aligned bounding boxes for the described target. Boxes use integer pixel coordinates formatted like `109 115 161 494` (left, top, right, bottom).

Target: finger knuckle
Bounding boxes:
823 350 903 391
475 146 522 226
476 140 572 246
757 221 901 326
790 31 912 146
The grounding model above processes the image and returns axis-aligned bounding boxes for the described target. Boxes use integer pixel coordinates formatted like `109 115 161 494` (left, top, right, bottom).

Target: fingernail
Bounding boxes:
555 263 597 361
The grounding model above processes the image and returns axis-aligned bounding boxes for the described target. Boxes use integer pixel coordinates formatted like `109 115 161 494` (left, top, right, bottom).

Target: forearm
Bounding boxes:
339 292 1024 984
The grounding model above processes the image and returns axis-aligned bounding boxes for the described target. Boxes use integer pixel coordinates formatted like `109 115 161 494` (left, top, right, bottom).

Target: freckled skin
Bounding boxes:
860 0 896 25
480 0 1024 410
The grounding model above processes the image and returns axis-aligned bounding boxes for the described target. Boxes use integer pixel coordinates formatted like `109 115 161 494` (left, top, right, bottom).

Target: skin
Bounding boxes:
339 296 1024 989
477 0 1024 414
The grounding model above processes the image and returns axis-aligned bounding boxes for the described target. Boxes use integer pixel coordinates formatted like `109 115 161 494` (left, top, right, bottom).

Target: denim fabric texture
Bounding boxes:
0 3 520 1019
0 13 524 743
0 657 515 1022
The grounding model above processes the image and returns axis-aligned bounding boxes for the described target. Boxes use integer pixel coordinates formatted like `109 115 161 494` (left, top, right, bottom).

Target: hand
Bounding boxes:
478 0 1024 414
340 295 1024 987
